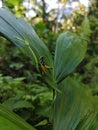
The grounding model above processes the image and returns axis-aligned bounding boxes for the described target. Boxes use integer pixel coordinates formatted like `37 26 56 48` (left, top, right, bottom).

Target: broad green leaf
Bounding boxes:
53 77 98 130
53 77 89 130
54 31 88 84
0 7 53 69
0 104 36 130
76 113 97 130
76 96 98 130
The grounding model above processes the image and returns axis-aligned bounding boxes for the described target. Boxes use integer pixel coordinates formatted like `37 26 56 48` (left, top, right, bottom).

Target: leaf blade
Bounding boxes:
54 32 88 84
0 7 53 67
0 104 36 130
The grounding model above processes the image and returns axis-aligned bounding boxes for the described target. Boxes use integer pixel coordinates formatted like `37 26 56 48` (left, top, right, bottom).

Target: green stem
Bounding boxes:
14 37 39 71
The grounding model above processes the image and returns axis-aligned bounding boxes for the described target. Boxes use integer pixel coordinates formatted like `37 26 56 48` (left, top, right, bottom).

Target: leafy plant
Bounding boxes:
0 104 36 130
0 74 52 128
0 7 98 130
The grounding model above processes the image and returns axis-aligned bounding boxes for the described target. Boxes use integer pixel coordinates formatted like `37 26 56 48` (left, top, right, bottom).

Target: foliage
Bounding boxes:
74 0 98 97
0 104 36 130
54 31 87 84
0 73 52 128
54 77 98 130
3 0 24 17
0 1 98 130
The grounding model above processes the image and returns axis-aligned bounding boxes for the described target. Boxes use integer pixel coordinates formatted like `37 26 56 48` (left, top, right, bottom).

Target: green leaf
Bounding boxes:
0 104 36 130
80 18 91 39
76 96 98 130
53 77 84 130
0 7 53 69
53 77 98 130
35 119 48 127
54 32 88 84
2 99 34 111
76 113 97 130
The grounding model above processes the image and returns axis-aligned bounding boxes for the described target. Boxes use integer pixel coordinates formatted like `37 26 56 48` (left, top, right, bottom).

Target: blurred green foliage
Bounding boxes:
0 73 52 129
75 0 98 96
